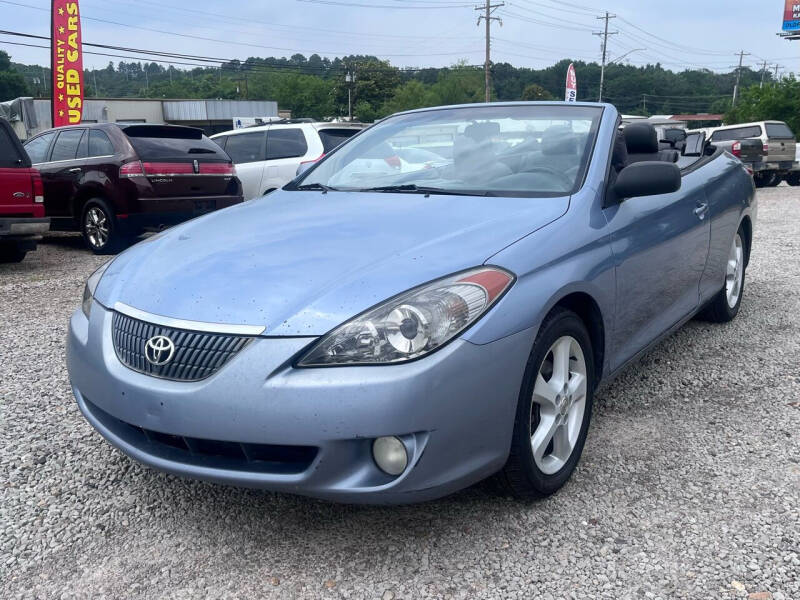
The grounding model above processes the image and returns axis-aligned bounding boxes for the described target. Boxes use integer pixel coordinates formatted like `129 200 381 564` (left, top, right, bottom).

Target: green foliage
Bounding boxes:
726 78 800 133
521 83 554 101
3 50 773 122
0 51 29 101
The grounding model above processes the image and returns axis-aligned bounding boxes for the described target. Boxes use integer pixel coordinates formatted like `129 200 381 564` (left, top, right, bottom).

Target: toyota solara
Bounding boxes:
67 103 755 504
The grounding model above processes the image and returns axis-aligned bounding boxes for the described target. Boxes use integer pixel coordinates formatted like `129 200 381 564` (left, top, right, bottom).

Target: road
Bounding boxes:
2 185 799 599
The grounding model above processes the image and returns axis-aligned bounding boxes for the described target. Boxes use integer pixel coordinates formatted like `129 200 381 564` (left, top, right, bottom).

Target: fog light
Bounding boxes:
372 436 408 476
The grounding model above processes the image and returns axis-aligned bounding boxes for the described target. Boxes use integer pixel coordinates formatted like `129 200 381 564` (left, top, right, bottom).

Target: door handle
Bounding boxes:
68 167 82 173
694 202 709 219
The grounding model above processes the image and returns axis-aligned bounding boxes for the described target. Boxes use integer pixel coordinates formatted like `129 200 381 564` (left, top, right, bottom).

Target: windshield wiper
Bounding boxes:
357 184 490 196
295 182 339 192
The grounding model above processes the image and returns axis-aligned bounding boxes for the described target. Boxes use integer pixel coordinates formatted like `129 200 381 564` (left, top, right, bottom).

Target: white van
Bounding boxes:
212 121 366 200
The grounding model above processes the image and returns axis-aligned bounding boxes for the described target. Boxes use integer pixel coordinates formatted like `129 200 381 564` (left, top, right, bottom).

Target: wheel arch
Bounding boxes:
547 291 606 387
739 215 753 267
72 185 112 221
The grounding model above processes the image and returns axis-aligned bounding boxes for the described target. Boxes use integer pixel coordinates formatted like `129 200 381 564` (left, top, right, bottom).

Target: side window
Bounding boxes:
24 132 57 164
212 136 227 150
49 129 85 162
0 125 22 167
224 132 265 164
736 126 762 139
267 128 308 160
88 130 115 157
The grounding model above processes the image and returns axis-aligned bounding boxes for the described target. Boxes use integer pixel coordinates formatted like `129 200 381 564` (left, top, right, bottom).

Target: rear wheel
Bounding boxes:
497 308 595 500
786 172 800 187
699 228 746 323
81 199 127 254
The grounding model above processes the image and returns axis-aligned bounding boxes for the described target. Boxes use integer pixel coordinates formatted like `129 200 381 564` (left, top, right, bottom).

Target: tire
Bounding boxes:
497 307 595 500
699 228 746 323
766 172 781 187
786 172 800 187
0 244 27 263
80 198 127 254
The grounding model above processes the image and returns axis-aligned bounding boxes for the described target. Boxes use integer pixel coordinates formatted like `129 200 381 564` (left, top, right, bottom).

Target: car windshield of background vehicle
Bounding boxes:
293 105 602 197
765 122 794 139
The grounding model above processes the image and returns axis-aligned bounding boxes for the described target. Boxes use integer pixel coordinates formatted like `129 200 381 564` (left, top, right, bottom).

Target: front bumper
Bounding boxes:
67 303 533 503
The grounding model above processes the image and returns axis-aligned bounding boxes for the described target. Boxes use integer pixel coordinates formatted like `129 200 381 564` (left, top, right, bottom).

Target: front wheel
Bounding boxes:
785 172 800 187
699 229 746 323
81 199 126 254
497 308 595 500
0 244 27 263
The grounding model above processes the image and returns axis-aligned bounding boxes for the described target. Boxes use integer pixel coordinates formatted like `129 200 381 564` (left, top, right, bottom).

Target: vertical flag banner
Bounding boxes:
565 63 577 102
784 0 800 31
51 1 84 127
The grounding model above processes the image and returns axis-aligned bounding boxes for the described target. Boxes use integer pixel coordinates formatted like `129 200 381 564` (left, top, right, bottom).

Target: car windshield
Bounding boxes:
292 105 602 197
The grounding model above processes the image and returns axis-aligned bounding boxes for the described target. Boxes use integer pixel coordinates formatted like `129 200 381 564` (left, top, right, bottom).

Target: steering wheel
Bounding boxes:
522 166 574 188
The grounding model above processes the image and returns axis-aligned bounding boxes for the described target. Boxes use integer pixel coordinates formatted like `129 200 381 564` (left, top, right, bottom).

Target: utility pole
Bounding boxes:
476 1 504 103
92 71 99 97
731 50 750 107
759 60 769 88
642 94 647 114
593 12 617 102
773 64 784 82
345 67 356 120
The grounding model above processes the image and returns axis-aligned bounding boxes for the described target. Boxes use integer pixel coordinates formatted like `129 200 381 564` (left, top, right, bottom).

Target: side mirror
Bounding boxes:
614 161 681 200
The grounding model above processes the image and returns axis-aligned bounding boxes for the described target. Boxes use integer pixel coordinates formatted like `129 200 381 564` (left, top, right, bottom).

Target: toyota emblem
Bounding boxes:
144 335 176 366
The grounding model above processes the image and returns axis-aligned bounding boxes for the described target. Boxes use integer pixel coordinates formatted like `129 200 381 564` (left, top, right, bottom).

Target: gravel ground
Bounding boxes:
2 185 799 600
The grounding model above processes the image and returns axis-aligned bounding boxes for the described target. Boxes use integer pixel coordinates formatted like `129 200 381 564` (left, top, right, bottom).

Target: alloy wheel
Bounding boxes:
726 233 744 309
85 207 109 249
530 335 588 475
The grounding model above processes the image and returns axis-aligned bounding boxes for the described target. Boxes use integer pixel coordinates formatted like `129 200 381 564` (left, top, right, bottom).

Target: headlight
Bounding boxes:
82 260 112 318
297 266 514 366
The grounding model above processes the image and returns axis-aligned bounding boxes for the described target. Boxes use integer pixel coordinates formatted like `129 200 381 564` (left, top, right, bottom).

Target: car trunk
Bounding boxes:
765 122 796 163
122 125 235 198
0 119 40 217
737 139 764 164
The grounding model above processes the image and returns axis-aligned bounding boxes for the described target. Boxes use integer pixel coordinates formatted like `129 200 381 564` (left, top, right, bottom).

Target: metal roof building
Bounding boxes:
2 97 284 140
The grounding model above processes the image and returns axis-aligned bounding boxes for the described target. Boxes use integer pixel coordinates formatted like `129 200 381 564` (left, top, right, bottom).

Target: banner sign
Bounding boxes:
565 63 577 102
51 1 84 127
784 0 800 31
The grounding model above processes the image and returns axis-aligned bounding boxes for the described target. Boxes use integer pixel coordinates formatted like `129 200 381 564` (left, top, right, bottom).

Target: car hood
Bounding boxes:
95 190 568 335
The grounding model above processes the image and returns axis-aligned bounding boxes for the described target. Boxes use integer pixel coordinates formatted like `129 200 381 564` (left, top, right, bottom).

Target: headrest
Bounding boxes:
659 149 679 163
624 123 659 154
542 133 578 155
464 121 500 143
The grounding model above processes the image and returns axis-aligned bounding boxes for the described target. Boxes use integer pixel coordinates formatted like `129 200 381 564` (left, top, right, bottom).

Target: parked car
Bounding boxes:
211 120 366 200
694 120 797 187
68 103 755 504
0 117 49 263
23 123 242 253
786 143 800 186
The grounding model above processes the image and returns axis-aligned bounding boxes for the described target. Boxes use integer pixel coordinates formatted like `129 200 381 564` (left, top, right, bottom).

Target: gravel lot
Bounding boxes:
2 185 799 600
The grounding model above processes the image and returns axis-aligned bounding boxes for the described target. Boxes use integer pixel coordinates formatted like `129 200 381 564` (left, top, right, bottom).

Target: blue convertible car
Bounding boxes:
67 103 755 503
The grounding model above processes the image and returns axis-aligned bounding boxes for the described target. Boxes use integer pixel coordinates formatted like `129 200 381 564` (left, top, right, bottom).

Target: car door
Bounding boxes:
603 169 711 369
35 128 87 219
219 131 267 200
263 127 310 190
0 120 34 213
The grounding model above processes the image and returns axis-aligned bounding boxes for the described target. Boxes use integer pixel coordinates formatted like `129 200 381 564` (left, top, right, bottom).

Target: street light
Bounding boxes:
608 48 645 65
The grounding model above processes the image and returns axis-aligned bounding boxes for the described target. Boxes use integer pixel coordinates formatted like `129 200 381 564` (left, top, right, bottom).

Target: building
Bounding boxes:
0 97 288 140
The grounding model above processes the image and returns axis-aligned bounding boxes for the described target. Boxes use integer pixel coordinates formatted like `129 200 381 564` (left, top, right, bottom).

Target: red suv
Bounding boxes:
23 123 243 253
0 117 49 263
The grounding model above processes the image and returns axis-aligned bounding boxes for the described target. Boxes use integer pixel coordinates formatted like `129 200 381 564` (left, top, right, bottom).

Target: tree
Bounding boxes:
0 51 29 100
521 83 554 101
726 77 800 133
381 80 437 115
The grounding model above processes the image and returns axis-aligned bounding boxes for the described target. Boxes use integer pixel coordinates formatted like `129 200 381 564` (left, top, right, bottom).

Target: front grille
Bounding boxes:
111 312 252 381
85 398 317 474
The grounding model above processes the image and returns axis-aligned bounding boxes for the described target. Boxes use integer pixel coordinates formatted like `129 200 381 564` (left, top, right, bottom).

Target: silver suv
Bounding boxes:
699 121 797 187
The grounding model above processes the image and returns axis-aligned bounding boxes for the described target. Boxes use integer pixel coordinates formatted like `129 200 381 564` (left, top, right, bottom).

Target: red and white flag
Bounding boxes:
565 63 577 102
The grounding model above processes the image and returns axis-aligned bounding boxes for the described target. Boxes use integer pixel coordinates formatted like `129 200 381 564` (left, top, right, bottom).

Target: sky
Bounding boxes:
0 0 797 77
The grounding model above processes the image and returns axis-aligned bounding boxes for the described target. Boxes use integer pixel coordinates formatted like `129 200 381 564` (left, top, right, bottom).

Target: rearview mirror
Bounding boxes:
614 161 681 199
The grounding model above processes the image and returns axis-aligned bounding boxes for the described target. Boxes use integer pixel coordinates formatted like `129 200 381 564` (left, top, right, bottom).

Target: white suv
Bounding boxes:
211 121 366 200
